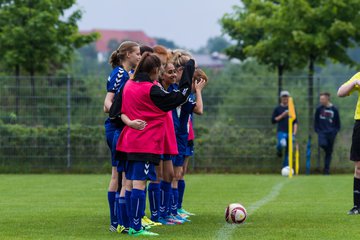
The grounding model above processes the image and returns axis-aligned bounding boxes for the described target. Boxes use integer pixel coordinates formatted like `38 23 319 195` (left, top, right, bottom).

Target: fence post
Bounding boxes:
316 76 321 171
67 75 71 169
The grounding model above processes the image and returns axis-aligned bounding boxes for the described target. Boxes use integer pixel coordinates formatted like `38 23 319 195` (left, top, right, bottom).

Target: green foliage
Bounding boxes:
0 122 108 173
0 0 99 75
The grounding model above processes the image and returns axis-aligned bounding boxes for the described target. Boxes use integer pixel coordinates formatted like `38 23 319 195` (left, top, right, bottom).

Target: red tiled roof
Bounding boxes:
81 29 157 53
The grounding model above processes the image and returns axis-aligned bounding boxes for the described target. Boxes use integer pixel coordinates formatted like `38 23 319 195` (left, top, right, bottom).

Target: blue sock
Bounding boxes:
108 191 117 227
115 192 122 226
148 183 160 221
119 197 129 228
178 180 185 209
131 189 145 231
171 188 179 215
160 181 171 218
125 191 132 228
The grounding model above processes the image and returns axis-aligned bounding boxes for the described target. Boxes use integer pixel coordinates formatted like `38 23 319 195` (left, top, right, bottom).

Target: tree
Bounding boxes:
221 0 360 135
221 0 305 100
0 0 99 98
206 36 230 53
283 0 360 132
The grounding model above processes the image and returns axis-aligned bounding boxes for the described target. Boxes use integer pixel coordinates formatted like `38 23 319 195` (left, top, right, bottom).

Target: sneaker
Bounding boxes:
109 225 117 232
173 214 191 222
117 225 129 234
128 228 159 236
167 215 185 224
178 208 195 216
157 217 176 225
348 206 360 215
142 216 162 227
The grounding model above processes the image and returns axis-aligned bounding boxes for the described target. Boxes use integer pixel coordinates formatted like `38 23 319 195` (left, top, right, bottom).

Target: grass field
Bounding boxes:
0 174 359 240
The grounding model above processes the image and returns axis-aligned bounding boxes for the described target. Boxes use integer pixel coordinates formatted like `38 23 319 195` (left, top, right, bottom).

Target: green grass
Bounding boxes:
0 174 358 240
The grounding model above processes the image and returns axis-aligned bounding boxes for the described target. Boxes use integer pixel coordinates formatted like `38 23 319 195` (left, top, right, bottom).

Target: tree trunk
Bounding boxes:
308 55 315 135
15 65 20 116
277 64 284 103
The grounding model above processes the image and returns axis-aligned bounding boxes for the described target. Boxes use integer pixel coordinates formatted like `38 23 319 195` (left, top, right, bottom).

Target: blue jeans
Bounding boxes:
318 132 337 174
276 131 292 167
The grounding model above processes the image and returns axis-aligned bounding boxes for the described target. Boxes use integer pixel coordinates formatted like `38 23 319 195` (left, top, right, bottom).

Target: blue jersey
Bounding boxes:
105 66 130 128
168 84 196 154
107 66 130 93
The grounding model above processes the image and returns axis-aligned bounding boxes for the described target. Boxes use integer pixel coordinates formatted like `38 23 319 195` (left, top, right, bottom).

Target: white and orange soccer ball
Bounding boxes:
225 203 247 224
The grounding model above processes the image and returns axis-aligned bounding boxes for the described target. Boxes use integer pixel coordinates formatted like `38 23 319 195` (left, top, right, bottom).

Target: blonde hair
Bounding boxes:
171 49 192 68
109 41 139 68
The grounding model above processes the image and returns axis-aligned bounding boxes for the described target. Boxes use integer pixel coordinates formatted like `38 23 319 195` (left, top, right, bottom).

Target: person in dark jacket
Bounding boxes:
314 92 341 175
271 90 298 167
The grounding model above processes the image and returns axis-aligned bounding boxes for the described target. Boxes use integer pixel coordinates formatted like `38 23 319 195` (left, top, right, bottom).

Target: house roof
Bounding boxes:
80 29 157 53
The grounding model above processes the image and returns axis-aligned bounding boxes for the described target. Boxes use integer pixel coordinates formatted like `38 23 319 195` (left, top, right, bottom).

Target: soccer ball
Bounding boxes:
225 203 247 224
281 166 294 177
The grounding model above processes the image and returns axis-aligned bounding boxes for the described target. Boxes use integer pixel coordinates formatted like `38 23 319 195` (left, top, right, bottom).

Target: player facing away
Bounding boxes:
116 53 195 236
103 41 140 232
142 45 171 228
337 73 360 215
314 92 341 175
178 68 207 217
271 91 298 167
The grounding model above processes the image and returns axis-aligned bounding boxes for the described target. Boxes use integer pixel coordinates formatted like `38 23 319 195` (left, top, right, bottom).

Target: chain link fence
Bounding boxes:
0 71 357 173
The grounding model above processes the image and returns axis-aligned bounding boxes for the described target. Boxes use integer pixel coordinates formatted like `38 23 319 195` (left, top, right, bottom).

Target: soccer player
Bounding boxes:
271 91 298 167
314 92 341 175
142 45 170 227
156 60 185 225
178 68 207 217
116 53 195 236
103 41 140 232
337 73 360 215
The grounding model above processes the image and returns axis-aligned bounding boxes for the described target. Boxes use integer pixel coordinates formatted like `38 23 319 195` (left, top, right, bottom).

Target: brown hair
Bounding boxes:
140 45 154 55
193 68 208 83
171 49 192 68
320 92 331 97
109 41 139 68
133 52 162 78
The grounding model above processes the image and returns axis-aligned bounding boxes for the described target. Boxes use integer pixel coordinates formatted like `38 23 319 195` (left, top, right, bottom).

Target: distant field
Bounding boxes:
0 174 358 240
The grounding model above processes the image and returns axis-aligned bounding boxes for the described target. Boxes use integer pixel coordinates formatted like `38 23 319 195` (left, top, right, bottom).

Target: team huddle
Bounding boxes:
103 41 207 236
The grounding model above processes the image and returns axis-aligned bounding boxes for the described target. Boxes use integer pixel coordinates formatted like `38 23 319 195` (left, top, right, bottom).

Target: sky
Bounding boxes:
72 0 241 50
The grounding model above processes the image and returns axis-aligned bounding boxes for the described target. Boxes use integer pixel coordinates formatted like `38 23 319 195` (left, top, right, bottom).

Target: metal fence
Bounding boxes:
0 72 357 173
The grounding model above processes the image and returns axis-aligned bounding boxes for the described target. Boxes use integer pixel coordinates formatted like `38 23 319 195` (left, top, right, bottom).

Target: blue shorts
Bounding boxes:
105 119 118 167
185 145 194 157
172 155 185 167
125 161 157 181
161 154 172 161
117 160 125 173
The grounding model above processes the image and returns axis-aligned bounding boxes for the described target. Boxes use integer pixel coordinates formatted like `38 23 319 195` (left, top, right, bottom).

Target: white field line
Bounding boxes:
214 181 287 240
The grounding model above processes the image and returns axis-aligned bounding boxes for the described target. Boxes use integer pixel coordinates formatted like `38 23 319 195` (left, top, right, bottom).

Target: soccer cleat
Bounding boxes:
142 216 162 227
173 214 191 222
157 217 176 225
116 225 127 234
128 228 159 236
179 213 190 219
167 215 185 224
348 206 360 215
178 208 195 216
109 225 117 232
